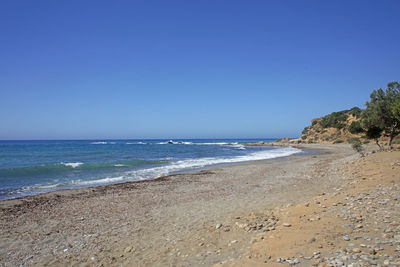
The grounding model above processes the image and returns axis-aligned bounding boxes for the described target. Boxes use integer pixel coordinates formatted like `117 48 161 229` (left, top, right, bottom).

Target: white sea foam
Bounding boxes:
126 142 146 145
90 141 108 144
70 176 125 186
156 141 243 147
114 164 125 167
61 162 84 168
19 176 125 192
24 183 60 190
229 143 246 150
124 146 301 181
194 142 236 145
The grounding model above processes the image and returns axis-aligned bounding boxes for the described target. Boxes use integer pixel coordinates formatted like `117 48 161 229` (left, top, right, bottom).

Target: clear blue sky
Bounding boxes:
1 0 399 140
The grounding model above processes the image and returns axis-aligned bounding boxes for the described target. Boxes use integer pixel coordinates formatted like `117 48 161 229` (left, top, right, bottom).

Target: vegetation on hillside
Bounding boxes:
298 108 365 145
298 81 400 150
319 110 348 129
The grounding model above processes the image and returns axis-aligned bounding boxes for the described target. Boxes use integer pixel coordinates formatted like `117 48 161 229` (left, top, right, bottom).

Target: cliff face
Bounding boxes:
296 107 366 144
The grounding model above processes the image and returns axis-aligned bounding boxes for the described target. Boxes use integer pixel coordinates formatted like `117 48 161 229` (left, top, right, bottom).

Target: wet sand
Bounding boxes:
0 144 377 266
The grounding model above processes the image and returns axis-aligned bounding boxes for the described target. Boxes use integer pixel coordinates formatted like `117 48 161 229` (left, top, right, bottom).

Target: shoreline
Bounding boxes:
0 143 309 203
0 144 361 266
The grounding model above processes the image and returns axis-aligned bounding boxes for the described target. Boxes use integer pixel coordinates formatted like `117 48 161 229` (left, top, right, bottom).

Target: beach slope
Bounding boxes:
2 144 398 266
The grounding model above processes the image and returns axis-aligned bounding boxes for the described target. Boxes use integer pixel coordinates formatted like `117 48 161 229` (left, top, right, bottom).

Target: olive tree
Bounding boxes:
361 81 400 149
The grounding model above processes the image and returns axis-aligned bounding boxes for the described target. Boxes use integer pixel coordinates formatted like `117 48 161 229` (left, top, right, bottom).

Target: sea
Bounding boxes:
0 139 303 200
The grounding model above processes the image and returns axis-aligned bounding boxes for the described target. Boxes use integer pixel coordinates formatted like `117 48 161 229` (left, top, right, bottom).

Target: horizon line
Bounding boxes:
0 137 290 142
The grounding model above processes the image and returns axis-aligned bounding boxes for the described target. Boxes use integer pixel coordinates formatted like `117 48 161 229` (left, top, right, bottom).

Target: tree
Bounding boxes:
393 96 400 121
365 126 383 150
361 81 400 149
349 121 364 134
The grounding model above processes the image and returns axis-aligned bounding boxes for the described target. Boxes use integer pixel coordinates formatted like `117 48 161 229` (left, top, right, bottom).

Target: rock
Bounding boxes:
366 258 378 265
249 212 256 219
216 224 222 229
236 222 248 229
282 222 292 227
342 235 350 241
124 246 133 253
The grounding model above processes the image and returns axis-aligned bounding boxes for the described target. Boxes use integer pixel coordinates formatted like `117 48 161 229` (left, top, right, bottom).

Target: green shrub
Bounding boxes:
349 121 364 134
301 135 307 140
351 139 365 156
363 140 370 144
392 139 400 144
320 111 348 129
312 120 318 126
302 127 310 135
333 139 344 144
347 137 361 144
349 107 362 118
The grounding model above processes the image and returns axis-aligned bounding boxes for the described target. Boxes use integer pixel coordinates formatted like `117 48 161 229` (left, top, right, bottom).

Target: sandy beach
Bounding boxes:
1 144 399 266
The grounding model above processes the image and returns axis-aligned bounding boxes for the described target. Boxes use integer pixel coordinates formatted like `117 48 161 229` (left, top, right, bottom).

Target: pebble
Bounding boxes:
282 222 291 227
216 224 222 229
342 235 350 241
124 246 133 253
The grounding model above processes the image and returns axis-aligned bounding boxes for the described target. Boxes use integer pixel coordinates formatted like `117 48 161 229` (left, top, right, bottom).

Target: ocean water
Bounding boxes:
0 139 302 200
